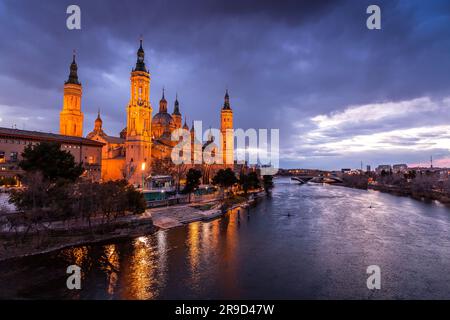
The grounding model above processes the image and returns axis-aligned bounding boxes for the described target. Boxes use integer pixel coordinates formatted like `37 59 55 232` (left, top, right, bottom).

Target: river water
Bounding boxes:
1 177 450 299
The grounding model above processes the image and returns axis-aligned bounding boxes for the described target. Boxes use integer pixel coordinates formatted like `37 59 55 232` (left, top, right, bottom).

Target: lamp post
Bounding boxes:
141 162 146 191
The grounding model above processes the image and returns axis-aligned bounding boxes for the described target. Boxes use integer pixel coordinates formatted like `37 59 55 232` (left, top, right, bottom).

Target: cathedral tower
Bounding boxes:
125 39 152 184
220 89 234 166
60 52 83 137
172 94 182 129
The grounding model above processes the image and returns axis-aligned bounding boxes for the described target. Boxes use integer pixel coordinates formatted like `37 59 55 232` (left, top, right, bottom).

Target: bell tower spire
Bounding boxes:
125 37 152 185
134 36 147 72
60 50 83 137
220 89 234 165
172 92 182 129
66 50 80 85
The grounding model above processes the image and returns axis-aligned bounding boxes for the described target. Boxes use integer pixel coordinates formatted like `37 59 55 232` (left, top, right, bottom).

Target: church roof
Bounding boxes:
120 127 127 139
153 138 173 148
86 130 106 139
0 127 104 147
103 136 125 144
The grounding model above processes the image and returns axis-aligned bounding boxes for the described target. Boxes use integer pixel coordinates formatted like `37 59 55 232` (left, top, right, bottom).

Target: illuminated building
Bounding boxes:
59 52 84 137
220 90 234 166
0 127 103 181
83 39 235 184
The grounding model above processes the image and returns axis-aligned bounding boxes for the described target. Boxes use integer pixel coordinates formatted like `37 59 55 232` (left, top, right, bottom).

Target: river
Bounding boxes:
1 177 450 299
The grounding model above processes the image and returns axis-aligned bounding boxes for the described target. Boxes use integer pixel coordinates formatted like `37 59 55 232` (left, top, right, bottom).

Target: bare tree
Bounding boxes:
151 157 174 176
171 163 187 193
121 162 136 181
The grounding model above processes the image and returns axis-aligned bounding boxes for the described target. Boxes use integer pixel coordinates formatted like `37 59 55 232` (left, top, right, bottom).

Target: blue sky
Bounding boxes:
0 0 449 170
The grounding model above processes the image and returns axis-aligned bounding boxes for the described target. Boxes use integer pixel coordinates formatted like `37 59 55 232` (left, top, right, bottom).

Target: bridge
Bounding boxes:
291 175 343 185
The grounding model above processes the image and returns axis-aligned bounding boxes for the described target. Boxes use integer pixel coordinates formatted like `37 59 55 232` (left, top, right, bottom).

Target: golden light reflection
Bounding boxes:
201 219 220 257
125 237 156 299
156 231 168 288
222 209 240 296
211 219 220 250
102 244 119 296
71 246 88 267
187 222 201 288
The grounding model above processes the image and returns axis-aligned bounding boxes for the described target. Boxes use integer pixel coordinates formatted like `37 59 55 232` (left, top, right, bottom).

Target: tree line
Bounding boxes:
5 142 146 234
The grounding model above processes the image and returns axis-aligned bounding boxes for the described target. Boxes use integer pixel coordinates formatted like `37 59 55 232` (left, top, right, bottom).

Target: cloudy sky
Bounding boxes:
0 0 449 170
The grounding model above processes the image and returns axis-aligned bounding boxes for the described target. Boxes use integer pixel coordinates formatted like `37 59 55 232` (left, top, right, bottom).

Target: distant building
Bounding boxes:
376 165 392 174
341 168 351 174
409 166 450 178
366 165 371 173
0 127 103 182
392 164 408 173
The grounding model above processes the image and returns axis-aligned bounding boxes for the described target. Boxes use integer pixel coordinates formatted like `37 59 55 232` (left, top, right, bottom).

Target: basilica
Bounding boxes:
59 40 234 184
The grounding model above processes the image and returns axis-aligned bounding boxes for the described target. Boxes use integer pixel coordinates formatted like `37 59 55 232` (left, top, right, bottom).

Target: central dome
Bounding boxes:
152 112 174 126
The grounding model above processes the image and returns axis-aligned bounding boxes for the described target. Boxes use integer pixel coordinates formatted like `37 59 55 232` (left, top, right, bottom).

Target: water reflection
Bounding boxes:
187 222 201 293
2 178 450 299
103 245 119 296
119 236 160 299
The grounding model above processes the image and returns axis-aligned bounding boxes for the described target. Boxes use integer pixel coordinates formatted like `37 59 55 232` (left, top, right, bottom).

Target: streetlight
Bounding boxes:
141 162 146 191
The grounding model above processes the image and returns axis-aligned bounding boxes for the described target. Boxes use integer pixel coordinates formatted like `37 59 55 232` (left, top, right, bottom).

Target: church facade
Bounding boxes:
59 40 234 185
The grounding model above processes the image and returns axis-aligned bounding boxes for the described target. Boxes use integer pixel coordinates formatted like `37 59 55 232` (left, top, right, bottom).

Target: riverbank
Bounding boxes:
150 191 264 229
0 190 264 261
368 183 450 205
0 212 156 262
336 181 450 206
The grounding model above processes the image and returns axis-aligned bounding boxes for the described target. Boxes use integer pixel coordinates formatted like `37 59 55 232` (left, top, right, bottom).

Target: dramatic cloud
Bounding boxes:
0 0 449 169
286 96 450 169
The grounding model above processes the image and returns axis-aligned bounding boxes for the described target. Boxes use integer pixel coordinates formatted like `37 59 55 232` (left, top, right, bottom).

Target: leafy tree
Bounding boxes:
19 142 83 182
248 172 261 190
9 174 146 229
125 183 147 214
212 168 238 197
239 172 260 195
183 168 202 202
262 175 274 194
239 173 251 195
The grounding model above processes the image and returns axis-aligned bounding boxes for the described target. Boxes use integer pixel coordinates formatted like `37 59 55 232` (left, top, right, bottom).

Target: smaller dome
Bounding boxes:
95 111 102 126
